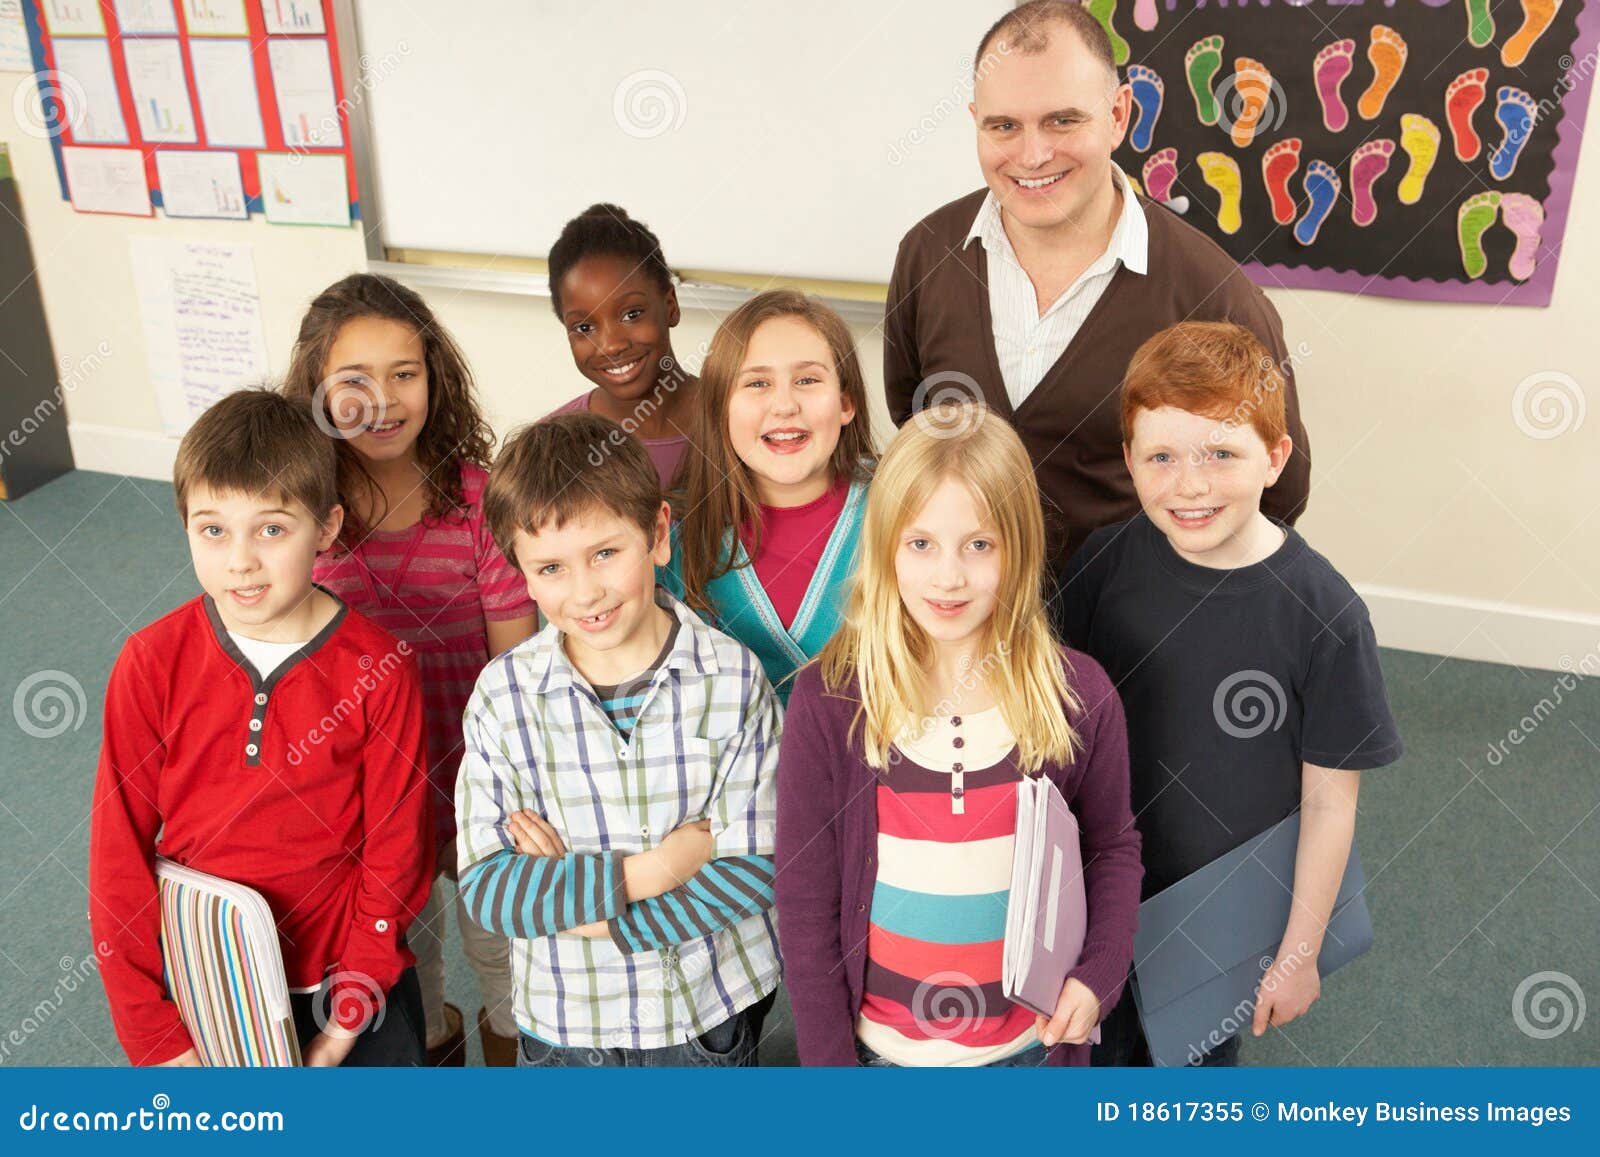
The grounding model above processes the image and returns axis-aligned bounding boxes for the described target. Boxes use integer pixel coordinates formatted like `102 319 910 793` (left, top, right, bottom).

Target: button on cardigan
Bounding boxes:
774 650 1143 1067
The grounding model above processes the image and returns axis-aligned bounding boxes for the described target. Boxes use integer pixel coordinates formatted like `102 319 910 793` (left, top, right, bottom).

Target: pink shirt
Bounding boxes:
550 391 690 487
746 476 849 629
313 462 535 844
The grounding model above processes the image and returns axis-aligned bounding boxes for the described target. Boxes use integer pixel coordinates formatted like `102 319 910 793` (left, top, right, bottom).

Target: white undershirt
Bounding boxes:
228 632 308 680
964 166 1149 411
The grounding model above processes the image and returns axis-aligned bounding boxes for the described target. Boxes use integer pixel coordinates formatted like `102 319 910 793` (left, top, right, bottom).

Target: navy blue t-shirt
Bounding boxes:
1055 514 1403 898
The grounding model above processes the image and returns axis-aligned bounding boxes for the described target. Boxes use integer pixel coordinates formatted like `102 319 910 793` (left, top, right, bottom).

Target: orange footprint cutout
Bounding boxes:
1358 25 1407 121
1503 0 1563 69
1229 57 1273 148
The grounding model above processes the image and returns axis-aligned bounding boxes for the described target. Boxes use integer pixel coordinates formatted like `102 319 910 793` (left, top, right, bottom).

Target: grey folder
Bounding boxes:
1131 812 1373 1066
1002 774 1100 1043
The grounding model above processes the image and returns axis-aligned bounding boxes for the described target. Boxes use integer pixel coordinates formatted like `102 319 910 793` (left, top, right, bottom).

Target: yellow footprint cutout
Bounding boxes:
1358 25 1407 121
1196 151 1243 234
1397 113 1440 205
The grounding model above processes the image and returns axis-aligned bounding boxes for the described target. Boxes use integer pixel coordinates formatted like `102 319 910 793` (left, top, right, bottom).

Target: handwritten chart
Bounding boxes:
130 238 271 433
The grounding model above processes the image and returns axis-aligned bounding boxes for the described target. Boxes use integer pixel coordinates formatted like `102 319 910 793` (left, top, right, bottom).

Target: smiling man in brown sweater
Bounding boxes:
884 1 1310 571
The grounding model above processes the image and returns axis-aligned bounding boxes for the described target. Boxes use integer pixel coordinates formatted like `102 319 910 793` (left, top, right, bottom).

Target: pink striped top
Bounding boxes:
313 462 536 844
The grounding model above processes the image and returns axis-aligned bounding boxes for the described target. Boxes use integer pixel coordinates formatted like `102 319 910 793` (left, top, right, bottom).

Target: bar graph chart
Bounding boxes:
182 0 249 37
124 38 197 143
263 0 324 36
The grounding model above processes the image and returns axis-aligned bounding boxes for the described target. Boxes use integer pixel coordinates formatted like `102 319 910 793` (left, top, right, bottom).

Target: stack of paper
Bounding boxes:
1001 773 1099 1043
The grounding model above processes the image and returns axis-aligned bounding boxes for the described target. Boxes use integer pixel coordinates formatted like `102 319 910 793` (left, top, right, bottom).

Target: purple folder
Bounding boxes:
1001 774 1101 1043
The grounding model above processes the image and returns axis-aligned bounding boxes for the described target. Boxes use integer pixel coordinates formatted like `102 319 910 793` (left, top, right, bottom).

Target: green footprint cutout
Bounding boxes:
1457 191 1501 279
1088 0 1131 66
1464 0 1495 50
1186 35 1224 126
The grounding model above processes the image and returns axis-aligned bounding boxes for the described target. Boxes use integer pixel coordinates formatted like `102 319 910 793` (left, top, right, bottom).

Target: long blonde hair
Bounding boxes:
819 403 1079 771
670 290 875 617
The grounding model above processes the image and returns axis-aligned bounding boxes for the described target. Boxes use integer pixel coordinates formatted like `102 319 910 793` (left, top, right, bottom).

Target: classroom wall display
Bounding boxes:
1105 1 1597 306
20 0 357 222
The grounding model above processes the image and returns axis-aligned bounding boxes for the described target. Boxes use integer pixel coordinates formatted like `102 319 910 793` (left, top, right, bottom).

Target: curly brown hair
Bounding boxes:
282 273 493 547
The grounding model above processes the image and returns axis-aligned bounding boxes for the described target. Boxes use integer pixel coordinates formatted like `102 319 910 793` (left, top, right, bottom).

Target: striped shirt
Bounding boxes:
313 462 535 843
590 621 680 738
455 590 783 1049
857 706 1039 1066
965 165 1149 411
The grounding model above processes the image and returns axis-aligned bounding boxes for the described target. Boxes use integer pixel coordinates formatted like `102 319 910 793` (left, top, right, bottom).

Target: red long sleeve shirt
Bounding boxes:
88 594 434 1065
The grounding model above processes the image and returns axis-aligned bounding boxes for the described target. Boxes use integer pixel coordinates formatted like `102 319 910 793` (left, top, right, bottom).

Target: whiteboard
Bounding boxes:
354 0 1011 283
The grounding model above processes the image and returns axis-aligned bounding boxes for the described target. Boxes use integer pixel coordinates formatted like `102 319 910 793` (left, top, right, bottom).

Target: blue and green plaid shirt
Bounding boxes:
456 590 782 1049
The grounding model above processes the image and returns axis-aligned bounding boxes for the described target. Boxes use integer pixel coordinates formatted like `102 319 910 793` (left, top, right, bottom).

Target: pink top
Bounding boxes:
550 390 691 487
313 462 535 844
745 476 849 629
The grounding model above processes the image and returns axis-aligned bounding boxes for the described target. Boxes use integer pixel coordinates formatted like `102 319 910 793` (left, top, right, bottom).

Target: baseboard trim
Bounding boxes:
68 422 178 482
1358 584 1600 674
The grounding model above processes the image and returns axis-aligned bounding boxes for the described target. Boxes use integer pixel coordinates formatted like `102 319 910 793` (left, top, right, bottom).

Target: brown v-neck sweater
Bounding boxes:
884 188 1311 571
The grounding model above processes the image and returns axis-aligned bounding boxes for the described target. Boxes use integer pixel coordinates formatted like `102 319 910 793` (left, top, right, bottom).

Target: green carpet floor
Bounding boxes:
2 471 1595 1067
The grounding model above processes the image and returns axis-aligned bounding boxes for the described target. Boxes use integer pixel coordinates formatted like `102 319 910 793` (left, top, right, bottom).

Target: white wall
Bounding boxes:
4 68 1596 671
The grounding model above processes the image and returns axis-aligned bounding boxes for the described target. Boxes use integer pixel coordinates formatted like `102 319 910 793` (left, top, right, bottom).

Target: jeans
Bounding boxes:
516 992 775 1068
290 967 427 1066
854 1040 1052 1068
1092 987 1241 1067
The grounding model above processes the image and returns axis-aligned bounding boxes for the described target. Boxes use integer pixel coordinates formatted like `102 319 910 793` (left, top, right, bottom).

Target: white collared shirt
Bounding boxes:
965 167 1149 411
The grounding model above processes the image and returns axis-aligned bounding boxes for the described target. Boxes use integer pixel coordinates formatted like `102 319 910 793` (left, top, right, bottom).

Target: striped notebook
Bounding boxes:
156 859 302 1067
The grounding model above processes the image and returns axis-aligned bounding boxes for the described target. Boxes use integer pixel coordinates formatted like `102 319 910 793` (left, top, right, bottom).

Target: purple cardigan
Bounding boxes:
774 649 1143 1067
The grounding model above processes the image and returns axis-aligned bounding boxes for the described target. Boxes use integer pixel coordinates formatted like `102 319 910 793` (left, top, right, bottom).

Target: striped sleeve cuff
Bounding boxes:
460 849 628 938
608 855 775 953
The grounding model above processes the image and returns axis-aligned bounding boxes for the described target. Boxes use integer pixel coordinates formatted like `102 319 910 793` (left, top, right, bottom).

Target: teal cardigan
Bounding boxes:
661 479 867 703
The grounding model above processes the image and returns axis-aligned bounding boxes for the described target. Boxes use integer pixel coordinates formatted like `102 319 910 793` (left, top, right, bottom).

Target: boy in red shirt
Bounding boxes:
89 389 433 1066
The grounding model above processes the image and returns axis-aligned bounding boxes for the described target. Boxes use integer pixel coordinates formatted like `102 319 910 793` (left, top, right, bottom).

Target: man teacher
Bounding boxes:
884 0 1311 569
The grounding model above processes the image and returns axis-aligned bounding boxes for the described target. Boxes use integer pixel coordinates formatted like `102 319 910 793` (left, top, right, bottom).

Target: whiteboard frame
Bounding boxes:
335 1 886 323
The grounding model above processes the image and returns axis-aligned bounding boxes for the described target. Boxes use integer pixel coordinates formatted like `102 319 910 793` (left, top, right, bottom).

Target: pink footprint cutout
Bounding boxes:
1142 147 1180 203
1499 192 1545 281
1134 0 1158 32
1349 139 1395 227
1314 39 1356 132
